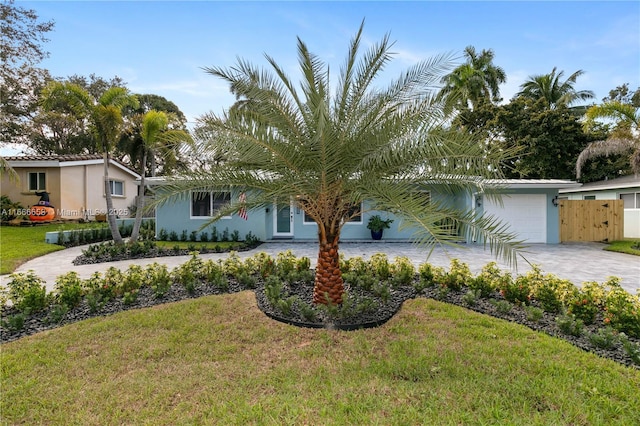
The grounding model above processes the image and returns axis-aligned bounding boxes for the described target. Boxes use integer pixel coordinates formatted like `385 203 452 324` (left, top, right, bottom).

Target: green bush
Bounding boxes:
54 272 84 308
1 195 24 221
6 271 50 313
555 313 584 337
603 278 640 338
498 275 530 305
391 256 415 286
587 327 618 349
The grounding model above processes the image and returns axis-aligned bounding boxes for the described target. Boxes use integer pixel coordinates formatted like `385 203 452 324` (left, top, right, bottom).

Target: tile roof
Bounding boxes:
2 154 103 162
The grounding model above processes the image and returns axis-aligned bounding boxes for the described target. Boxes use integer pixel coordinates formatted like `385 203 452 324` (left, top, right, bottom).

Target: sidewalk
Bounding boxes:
1 242 639 295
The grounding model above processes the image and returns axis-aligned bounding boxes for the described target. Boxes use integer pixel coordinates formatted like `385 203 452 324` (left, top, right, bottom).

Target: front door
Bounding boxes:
273 202 294 237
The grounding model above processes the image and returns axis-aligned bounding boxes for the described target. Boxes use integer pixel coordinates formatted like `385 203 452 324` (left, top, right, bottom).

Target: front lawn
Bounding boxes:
605 240 640 256
2 291 639 425
0 223 100 274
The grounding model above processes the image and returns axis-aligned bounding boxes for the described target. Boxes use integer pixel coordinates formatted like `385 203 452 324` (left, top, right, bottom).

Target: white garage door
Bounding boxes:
484 194 547 243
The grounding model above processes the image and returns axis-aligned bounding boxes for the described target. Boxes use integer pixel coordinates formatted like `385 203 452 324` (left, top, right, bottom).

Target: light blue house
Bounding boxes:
152 179 580 244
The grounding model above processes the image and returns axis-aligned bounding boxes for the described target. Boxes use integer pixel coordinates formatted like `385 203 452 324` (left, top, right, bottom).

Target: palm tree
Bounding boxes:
129 110 192 241
0 157 18 182
516 67 594 109
158 23 522 305
439 46 506 111
40 82 139 243
576 101 640 178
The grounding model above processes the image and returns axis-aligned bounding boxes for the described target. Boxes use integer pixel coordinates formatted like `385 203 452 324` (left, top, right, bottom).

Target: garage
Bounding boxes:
483 194 547 243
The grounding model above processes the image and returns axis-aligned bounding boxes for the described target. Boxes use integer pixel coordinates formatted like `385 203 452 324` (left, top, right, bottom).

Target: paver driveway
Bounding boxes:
2 241 638 295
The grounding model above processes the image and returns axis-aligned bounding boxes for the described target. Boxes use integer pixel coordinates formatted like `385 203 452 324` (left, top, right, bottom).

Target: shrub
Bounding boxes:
200 232 209 242
54 272 84 308
619 333 640 365
168 231 179 241
391 256 415 286
417 262 443 289
587 327 618 349
602 278 640 338
46 303 69 324
145 263 172 298
275 250 297 280
555 313 584 337
498 275 530 305
2 313 26 331
1 195 24 221
524 306 544 322
180 230 188 242
6 271 50 313
222 251 246 278
157 228 169 241
490 299 512 314
441 259 472 291
462 289 481 306
369 253 391 280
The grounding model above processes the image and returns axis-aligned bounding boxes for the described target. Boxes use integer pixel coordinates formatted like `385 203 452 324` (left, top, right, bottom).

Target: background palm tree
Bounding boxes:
438 46 506 111
129 110 192 241
158 23 521 305
516 67 594 110
40 82 138 243
577 101 640 178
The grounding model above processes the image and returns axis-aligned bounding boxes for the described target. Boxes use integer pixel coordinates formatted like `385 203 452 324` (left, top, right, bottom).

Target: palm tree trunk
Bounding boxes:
313 233 345 305
103 151 124 244
129 150 147 241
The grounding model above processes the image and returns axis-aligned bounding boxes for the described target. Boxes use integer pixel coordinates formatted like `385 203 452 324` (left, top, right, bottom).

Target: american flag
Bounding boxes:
238 192 248 220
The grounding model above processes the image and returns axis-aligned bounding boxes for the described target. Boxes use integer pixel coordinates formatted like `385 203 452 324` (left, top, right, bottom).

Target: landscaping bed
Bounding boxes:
2 252 639 368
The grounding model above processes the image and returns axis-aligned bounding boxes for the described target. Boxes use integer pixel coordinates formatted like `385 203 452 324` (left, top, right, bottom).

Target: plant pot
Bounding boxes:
371 229 383 240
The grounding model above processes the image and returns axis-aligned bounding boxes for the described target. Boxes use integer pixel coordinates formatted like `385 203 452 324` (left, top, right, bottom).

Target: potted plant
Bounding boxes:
367 215 393 240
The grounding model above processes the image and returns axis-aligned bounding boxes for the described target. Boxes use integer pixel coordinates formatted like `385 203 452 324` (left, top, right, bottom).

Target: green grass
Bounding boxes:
2 292 639 425
0 223 102 274
604 240 640 256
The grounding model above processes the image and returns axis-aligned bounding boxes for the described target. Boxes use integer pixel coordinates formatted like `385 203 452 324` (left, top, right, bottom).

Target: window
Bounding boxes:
303 202 363 224
583 195 596 200
620 192 640 209
108 180 124 196
191 191 231 218
28 172 46 191
344 203 362 224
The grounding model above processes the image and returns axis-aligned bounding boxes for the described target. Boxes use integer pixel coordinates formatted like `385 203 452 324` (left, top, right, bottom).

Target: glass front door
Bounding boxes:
274 202 293 236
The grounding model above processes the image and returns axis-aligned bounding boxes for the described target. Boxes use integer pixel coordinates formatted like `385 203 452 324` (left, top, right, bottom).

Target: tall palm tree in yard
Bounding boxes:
158 23 521 305
577 101 640 178
516 67 594 110
129 110 192 241
40 82 139 244
439 46 506 111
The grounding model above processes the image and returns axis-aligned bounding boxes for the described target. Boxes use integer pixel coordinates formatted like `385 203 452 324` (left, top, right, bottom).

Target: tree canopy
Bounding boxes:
0 0 54 146
157 23 522 305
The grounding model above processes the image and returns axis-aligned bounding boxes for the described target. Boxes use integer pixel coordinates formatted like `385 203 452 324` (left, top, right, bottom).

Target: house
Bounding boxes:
1 155 140 220
152 178 580 244
559 175 640 238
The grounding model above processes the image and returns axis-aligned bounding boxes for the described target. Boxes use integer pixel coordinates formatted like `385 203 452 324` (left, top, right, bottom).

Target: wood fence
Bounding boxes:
559 200 624 242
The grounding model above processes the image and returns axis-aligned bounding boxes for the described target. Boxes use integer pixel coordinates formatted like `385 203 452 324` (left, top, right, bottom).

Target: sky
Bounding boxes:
10 0 640 151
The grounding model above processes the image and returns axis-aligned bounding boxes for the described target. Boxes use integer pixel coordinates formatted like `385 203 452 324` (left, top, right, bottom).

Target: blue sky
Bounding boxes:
18 0 640 128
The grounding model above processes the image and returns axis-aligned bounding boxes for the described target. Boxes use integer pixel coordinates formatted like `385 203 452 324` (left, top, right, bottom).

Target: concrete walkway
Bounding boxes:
1 241 639 295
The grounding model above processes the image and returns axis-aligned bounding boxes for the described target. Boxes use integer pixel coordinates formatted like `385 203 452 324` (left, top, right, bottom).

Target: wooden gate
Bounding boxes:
559 200 624 242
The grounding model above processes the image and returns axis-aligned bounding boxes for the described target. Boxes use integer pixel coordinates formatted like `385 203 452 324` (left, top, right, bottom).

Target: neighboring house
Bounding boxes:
1 155 140 220
559 175 640 238
153 179 580 244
